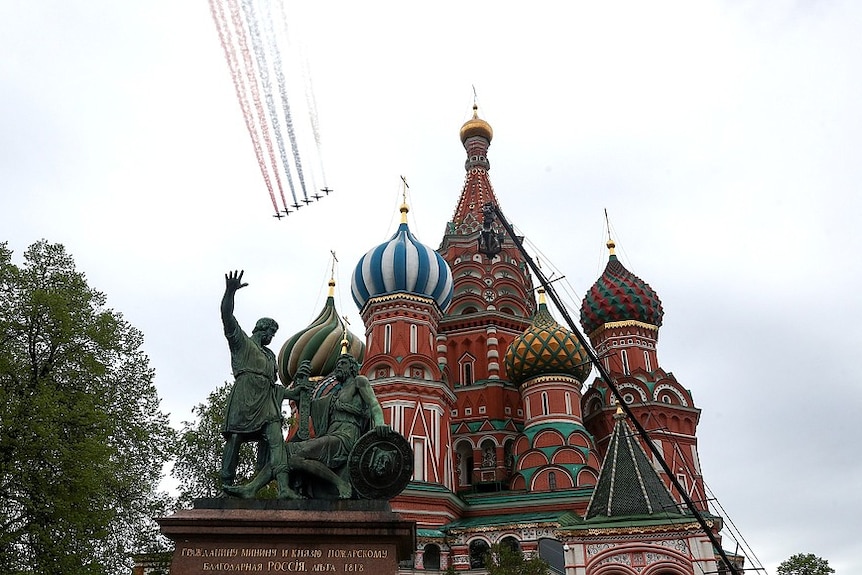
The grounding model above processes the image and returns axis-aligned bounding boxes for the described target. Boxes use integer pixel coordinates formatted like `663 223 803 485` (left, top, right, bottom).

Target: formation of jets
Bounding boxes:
272 187 333 219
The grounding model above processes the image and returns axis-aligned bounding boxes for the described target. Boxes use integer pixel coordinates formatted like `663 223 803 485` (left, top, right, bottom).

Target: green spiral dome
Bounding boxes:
278 282 365 383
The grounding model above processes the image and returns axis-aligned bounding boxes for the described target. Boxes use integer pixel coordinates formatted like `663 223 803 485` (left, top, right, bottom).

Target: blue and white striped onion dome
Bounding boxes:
351 206 454 312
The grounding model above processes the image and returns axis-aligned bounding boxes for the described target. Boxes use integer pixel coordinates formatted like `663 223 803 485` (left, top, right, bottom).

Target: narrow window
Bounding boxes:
410 324 418 354
413 438 426 481
620 349 630 375
541 392 549 415
384 324 392 354
549 471 557 491
644 350 652 372
565 392 572 415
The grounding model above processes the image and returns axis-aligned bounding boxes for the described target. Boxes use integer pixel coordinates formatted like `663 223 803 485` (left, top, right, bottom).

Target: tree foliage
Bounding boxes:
172 381 269 506
777 553 834 575
0 241 175 574
485 542 550 575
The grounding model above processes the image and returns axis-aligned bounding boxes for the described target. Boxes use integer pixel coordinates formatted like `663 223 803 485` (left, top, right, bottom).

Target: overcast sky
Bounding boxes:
2 1 861 573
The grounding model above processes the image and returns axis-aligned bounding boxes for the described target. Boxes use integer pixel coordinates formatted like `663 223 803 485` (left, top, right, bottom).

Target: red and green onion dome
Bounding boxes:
580 239 664 335
278 279 365 382
351 203 454 312
504 289 591 385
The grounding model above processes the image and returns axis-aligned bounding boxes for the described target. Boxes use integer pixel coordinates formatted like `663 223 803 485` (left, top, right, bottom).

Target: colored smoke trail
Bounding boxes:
272 0 310 202
208 0 278 214
241 0 296 211
209 0 328 216
228 0 287 213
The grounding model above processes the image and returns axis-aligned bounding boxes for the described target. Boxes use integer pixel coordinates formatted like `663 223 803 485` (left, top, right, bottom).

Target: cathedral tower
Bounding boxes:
580 238 707 511
351 198 459 525
438 105 537 493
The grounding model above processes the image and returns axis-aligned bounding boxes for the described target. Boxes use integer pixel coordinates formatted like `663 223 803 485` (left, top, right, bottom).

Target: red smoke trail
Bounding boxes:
208 0 279 214
243 0 297 210
227 0 287 214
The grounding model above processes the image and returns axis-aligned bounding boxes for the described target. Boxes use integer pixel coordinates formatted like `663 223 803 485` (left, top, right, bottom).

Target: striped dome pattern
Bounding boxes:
351 221 454 312
505 298 591 385
580 254 663 335
278 285 365 383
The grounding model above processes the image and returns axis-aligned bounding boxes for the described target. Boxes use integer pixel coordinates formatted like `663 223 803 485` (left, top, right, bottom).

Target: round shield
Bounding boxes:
347 429 413 500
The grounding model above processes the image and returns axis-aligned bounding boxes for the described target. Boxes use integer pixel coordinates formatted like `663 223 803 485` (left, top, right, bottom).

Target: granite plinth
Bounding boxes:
158 499 415 575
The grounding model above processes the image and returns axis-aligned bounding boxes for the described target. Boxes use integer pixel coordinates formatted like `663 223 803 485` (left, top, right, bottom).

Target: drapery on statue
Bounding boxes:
219 270 301 499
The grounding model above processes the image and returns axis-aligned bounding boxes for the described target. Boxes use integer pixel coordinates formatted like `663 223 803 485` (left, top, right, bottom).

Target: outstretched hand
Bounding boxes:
225 270 248 293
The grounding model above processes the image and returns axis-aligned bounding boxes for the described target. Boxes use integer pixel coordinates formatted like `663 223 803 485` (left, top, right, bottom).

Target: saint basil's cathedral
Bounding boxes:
277 106 739 575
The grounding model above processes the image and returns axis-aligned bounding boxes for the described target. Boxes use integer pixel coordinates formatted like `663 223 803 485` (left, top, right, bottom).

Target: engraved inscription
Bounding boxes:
173 544 393 574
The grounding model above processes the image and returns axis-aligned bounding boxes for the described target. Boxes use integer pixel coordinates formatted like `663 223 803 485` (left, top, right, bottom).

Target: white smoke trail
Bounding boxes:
301 52 327 188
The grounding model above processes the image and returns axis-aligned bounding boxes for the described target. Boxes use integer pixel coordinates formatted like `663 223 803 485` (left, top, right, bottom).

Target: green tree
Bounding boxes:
172 382 276 505
485 542 550 575
0 241 175 574
777 553 834 575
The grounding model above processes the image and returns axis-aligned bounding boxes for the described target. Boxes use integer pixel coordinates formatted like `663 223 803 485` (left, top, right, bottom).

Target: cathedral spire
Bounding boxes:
449 104 500 235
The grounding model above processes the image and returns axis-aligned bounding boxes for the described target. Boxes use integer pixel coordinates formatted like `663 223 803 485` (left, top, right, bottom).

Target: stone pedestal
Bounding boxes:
158 499 415 575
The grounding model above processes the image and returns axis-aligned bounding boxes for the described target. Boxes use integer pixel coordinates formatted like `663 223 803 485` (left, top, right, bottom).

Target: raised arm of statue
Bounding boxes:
221 270 248 336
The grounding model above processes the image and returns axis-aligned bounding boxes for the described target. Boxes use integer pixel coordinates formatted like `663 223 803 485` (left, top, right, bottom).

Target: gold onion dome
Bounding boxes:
504 289 591 385
278 279 365 382
459 103 493 144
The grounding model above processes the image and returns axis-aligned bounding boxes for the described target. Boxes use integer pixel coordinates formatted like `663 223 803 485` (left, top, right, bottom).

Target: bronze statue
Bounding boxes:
219 270 412 500
285 352 390 499
219 270 300 499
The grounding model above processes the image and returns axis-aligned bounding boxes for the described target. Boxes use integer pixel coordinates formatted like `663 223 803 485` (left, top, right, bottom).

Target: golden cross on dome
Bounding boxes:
399 175 410 223
604 208 616 255
340 315 352 355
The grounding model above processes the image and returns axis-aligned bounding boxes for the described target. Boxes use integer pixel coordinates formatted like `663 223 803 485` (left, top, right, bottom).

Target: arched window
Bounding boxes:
644 350 652 371
480 439 496 468
549 471 557 491
410 324 418 354
456 442 474 487
500 537 520 554
469 540 489 568
541 392 549 415
423 544 440 570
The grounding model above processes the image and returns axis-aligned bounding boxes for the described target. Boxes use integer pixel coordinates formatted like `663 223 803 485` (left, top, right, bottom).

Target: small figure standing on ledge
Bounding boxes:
219 270 299 499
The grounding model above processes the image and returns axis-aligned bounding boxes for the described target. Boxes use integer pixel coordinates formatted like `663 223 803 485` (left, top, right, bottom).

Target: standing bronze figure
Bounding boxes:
219 270 299 499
